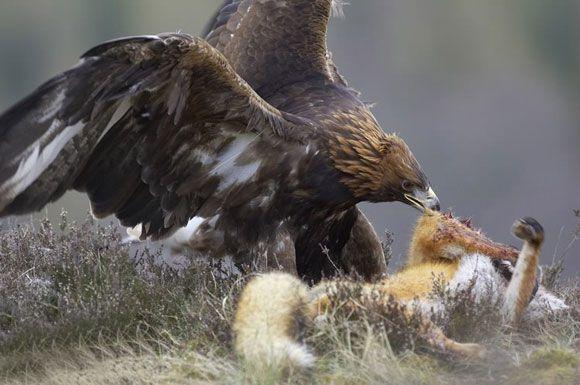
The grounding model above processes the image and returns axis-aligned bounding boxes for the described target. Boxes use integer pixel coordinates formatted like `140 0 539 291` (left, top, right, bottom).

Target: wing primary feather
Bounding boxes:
81 35 163 58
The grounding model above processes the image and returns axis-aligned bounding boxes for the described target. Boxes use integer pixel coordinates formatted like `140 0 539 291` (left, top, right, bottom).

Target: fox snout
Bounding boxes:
511 217 544 245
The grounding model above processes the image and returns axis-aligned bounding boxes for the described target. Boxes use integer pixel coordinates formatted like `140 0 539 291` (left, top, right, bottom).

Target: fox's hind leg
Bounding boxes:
503 217 544 325
417 313 487 359
312 285 487 359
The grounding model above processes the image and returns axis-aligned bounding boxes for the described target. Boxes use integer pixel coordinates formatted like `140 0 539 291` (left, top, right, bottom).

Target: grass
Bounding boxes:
0 212 578 384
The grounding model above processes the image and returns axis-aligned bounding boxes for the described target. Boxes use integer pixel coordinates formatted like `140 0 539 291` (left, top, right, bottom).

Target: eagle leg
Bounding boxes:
339 209 387 280
251 227 297 274
296 207 386 284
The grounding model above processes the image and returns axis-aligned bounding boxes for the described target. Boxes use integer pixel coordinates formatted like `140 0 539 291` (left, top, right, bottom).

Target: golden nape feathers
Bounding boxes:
326 108 428 200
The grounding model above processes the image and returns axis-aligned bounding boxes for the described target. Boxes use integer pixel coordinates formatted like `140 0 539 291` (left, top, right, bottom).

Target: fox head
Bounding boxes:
407 210 519 267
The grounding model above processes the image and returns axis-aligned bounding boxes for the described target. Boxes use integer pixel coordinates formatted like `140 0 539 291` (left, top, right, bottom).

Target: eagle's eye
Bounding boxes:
401 180 414 192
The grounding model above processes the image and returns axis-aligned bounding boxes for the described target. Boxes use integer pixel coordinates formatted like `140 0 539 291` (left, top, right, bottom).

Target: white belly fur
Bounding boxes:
412 254 567 321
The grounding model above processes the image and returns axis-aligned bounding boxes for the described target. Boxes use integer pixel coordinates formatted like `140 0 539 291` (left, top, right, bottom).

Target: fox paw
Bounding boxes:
455 342 488 360
512 217 544 243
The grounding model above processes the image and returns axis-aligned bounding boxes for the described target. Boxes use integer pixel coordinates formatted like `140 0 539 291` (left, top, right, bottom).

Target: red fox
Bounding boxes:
233 211 568 370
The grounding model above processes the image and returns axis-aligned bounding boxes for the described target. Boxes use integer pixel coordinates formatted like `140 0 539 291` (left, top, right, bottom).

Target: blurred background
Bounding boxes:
0 1 578 273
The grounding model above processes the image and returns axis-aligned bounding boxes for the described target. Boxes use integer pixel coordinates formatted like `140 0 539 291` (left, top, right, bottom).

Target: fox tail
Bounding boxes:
233 272 316 370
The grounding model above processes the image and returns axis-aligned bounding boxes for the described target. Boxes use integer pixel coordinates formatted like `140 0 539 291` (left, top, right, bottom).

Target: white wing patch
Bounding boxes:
210 134 262 191
38 89 66 123
219 159 261 190
166 216 205 247
191 149 214 166
4 146 40 197
98 98 132 143
125 223 144 242
0 96 131 209
0 121 85 201
126 217 205 246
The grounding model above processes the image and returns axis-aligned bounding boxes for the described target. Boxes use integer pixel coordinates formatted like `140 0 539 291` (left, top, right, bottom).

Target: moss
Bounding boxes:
525 347 579 369
507 348 580 385
399 353 442 373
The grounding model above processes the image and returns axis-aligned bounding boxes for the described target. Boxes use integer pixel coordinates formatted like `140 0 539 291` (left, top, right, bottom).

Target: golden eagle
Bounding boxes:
0 0 439 282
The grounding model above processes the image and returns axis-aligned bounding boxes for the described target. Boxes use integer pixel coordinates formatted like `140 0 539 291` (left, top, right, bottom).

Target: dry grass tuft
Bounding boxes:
0 212 242 379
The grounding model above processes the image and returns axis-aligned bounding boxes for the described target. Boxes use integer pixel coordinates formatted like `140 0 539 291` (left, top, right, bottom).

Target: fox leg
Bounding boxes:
231 226 298 274
260 227 298 273
296 207 386 283
502 217 544 325
415 312 486 358
339 208 387 280
311 284 487 359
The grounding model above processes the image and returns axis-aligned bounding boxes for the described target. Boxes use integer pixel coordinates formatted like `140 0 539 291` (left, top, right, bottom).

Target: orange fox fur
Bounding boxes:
233 211 561 370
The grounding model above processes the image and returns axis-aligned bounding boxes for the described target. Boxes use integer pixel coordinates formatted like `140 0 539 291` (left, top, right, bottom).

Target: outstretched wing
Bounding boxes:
203 0 347 96
0 34 311 239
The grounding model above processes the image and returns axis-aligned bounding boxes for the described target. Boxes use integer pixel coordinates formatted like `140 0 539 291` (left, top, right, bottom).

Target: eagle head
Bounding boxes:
374 135 440 211
329 110 439 211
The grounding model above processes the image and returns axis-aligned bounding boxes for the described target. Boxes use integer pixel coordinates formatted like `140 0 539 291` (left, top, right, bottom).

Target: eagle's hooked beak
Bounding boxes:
404 187 440 212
